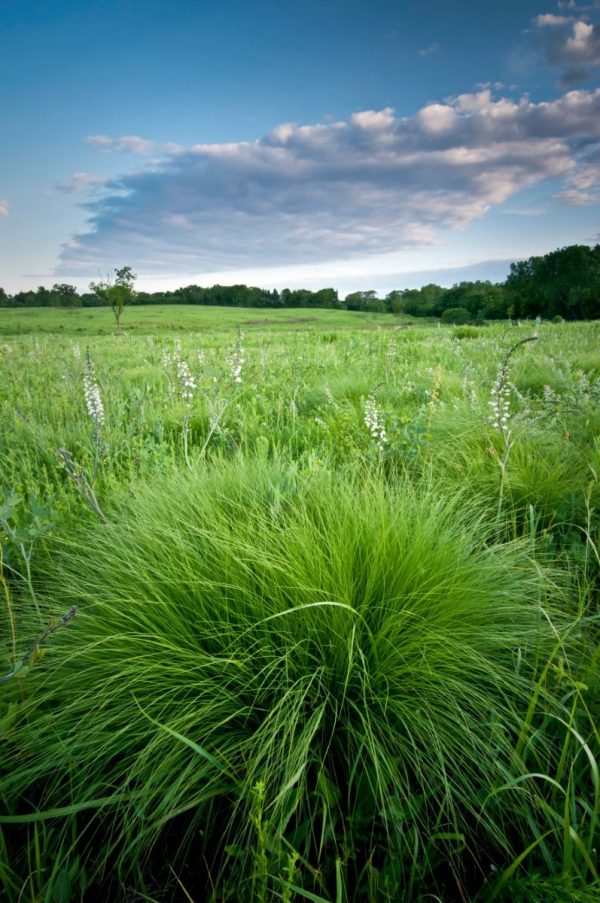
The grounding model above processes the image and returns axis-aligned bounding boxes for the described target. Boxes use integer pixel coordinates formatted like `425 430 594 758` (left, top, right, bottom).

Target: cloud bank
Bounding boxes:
59 88 600 275
0 200 9 217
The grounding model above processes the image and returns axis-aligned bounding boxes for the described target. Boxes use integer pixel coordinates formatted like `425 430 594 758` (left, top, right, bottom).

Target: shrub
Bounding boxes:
441 307 471 324
453 325 481 339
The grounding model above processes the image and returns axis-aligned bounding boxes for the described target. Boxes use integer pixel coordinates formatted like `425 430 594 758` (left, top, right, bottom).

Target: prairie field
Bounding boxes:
0 305 399 336
1 308 599 902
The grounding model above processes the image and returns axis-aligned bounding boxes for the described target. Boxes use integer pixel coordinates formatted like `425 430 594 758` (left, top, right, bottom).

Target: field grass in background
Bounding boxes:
0 308 598 902
0 305 406 336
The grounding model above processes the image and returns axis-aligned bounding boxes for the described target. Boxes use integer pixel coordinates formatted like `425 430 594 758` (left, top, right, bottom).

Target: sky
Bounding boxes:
1 0 599 296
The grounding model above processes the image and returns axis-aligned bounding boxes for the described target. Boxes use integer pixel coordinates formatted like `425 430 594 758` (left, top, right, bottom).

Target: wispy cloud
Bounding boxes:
419 42 439 57
0 199 9 217
554 144 600 203
55 172 109 194
87 134 182 155
500 205 546 217
58 88 600 276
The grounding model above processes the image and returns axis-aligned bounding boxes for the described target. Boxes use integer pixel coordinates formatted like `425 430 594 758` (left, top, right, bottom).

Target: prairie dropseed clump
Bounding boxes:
0 605 77 685
0 461 570 901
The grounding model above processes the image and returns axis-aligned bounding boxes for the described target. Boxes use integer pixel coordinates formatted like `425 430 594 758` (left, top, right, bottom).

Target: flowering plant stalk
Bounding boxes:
488 333 538 523
84 348 105 482
229 327 245 385
363 393 387 453
166 340 198 468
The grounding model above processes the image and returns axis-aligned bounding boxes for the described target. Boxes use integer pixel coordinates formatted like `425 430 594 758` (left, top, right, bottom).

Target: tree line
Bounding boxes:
1 243 599 320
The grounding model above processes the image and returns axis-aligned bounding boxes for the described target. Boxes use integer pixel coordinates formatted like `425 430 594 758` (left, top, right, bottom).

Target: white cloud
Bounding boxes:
58 89 600 276
55 172 109 193
0 199 8 217
534 13 575 26
350 108 396 129
418 103 457 134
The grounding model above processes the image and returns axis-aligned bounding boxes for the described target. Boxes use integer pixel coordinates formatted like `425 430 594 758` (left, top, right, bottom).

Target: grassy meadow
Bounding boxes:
0 307 599 902
0 305 400 336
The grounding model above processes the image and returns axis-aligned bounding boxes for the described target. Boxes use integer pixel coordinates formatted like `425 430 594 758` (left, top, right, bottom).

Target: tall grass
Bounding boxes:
1 458 577 900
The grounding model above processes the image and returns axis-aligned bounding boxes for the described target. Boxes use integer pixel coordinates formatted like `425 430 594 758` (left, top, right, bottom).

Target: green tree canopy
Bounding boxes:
90 266 137 332
506 244 600 320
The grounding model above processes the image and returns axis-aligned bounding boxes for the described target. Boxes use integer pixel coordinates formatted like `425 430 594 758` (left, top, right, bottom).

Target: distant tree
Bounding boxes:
12 290 36 307
479 284 509 320
402 284 445 317
279 288 315 308
344 290 379 311
89 266 136 332
177 285 208 305
269 288 282 308
0 288 9 307
313 288 341 309
385 290 406 314
51 283 80 307
33 286 53 307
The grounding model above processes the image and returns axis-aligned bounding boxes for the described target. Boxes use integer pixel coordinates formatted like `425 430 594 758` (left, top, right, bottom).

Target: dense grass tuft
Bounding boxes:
2 459 569 899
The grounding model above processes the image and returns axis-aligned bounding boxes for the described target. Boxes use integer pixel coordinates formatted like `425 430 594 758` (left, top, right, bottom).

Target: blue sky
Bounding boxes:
1 0 599 295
